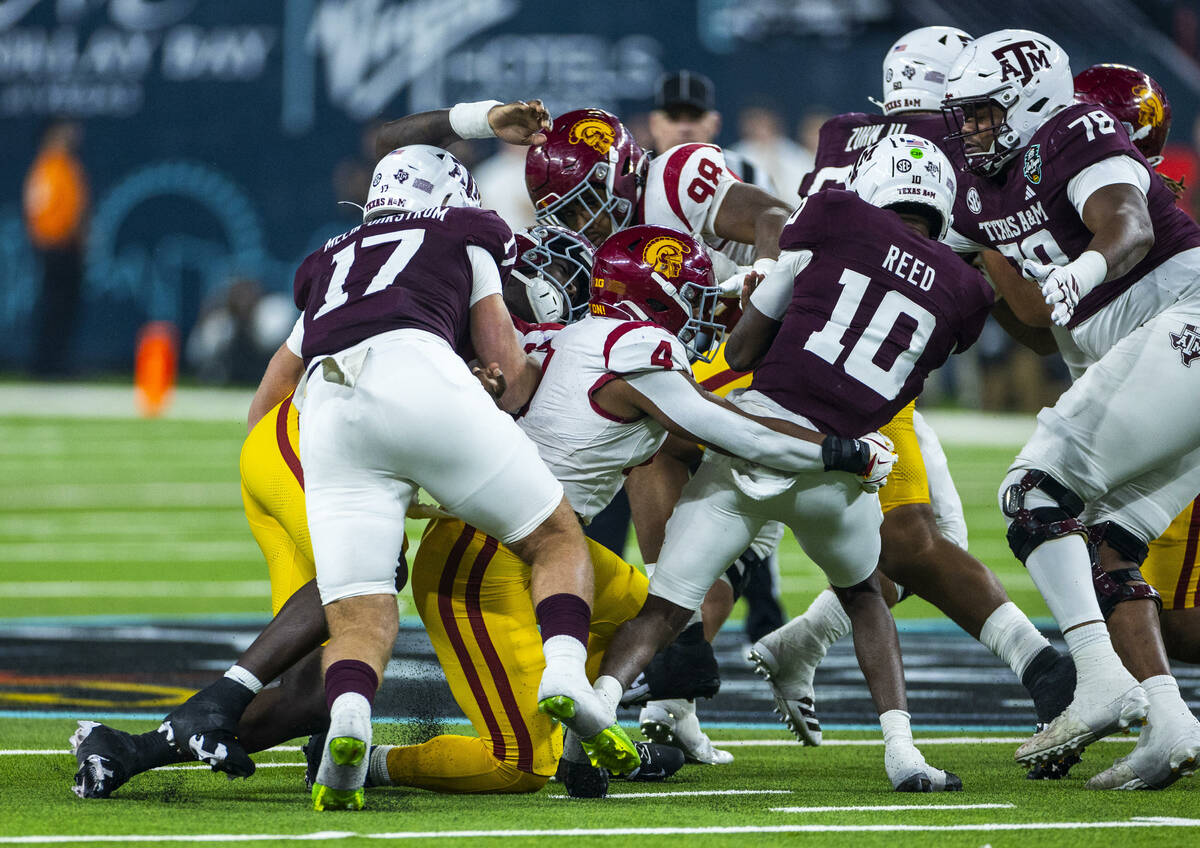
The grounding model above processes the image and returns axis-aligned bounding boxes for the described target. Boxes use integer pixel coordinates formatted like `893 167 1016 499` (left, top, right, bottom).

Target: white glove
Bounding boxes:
1021 251 1107 327
858 432 896 493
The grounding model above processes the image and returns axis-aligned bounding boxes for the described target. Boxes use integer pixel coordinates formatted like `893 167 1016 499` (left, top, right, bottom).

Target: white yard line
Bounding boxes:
717 737 1137 747
550 789 792 799
2 819 1199 842
0 581 267 597
771 803 1015 813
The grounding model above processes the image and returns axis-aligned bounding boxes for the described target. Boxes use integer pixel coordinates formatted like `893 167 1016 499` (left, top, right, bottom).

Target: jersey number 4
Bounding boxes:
313 230 427 320
803 268 935 400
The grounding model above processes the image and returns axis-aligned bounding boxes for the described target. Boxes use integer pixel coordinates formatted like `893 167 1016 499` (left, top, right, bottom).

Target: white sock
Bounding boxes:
1024 535 1104 631
593 675 623 711
542 634 588 676
880 708 914 747
1143 674 1193 725
979 602 1052 680
1062 622 1124 684
773 589 851 655
368 745 394 786
224 664 263 693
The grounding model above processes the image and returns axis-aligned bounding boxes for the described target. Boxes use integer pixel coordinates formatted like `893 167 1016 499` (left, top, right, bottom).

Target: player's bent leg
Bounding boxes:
1160 608 1200 665
372 735 549 794
998 468 1147 768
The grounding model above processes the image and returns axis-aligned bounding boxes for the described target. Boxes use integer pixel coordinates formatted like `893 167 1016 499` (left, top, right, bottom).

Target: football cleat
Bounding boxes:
538 695 640 775
157 677 257 778
747 641 821 746
1024 724 1082 780
70 721 134 799
1085 714 1200 790
1015 682 1148 767
305 732 383 790
624 741 685 782
554 755 610 799
639 699 732 765
620 622 720 707
886 744 963 793
311 695 372 811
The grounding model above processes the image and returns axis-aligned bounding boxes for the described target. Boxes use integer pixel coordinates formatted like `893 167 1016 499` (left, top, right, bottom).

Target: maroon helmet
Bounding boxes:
525 108 647 244
507 225 595 324
1074 63 1171 163
588 225 723 362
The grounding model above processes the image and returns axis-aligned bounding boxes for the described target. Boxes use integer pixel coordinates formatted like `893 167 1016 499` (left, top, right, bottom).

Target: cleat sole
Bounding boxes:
328 736 366 768
311 783 365 811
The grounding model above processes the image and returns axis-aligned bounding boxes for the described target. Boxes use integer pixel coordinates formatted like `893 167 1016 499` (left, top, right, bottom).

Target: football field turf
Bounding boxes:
1 385 1197 844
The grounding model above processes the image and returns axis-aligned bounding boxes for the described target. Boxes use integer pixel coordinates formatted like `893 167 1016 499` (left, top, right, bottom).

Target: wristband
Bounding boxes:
448 99 503 139
821 436 869 475
1066 250 1108 297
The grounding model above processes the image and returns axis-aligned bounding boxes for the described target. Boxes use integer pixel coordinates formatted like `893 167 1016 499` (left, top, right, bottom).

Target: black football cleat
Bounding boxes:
1021 648 1080 780
555 755 610 798
70 721 136 799
158 677 257 778
620 623 720 707
623 741 685 782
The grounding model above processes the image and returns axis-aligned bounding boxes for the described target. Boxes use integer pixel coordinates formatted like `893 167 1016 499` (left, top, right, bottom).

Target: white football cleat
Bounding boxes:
639 699 732 765
1015 679 1148 767
885 743 962 792
537 667 639 775
311 693 372 811
1085 713 1200 790
747 639 821 746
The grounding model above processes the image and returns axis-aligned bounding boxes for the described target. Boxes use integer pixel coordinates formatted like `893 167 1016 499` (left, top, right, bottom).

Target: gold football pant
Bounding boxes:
876 400 930 513
1142 496 1200 610
392 517 647 792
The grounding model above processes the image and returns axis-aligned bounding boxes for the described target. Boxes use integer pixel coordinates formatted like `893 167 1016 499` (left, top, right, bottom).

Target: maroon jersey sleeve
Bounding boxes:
459 207 517 288
1041 104 1143 186
777 192 831 252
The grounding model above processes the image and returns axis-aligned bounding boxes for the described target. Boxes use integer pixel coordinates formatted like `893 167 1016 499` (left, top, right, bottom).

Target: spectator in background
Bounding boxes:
795 108 832 160
186 277 296 385
731 102 813 197
649 71 775 192
24 118 88 377
473 141 536 230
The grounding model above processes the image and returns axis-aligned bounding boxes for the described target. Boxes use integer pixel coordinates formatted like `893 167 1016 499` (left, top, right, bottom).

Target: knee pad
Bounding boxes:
1091 561 1162 619
1087 521 1150 566
1000 470 1087 564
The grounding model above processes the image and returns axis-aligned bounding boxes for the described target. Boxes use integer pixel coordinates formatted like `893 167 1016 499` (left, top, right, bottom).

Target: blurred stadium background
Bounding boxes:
3 0 1199 395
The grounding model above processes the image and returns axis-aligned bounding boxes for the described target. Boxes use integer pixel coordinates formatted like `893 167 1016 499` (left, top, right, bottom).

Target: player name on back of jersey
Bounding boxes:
977 201 1048 243
843 122 913 153
321 207 450 252
882 244 935 291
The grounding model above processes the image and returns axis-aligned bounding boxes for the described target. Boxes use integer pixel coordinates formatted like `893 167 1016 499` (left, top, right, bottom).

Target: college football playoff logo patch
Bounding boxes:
567 118 616 155
1170 323 1200 367
642 236 691 278
1023 144 1042 185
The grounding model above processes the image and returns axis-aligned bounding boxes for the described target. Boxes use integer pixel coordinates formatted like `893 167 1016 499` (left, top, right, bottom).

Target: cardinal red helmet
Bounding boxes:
525 108 647 245
588 225 723 362
1074 63 1171 163
508 225 595 324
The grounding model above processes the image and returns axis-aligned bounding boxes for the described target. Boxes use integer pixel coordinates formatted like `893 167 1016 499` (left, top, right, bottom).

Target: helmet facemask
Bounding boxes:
941 93 1020 176
534 161 635 246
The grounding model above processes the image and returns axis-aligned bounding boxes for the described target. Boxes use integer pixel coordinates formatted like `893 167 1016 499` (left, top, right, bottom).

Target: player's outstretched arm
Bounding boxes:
375 100 552 158
725 301 781 373
469 294 541 413
247 341 303 432
592 369 894 484
711 182 791 260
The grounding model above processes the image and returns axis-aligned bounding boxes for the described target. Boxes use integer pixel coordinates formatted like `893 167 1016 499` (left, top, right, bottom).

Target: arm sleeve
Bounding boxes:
1066 155 1151 218
944 226 984 257
623 369 825 472
749 249 812 320
466 245 503 306
284 315 304 356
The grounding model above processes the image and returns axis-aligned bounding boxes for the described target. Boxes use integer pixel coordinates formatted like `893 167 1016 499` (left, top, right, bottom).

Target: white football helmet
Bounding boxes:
880 26 972 115
943 29 1074 174
848 134 956 241
363 145 481 220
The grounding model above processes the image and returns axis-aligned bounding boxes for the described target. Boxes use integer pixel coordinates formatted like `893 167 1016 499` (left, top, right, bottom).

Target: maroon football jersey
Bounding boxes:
950 102 1200 328
294 206 516 361
797 112 949 197
751 190 994 437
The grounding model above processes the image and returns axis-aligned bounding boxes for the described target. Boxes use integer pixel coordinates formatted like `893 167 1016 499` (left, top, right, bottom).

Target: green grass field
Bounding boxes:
1 388 1196 845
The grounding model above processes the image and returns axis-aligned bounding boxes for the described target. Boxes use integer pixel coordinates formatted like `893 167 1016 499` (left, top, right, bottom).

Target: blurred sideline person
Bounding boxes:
941 29 1200 790
730 103 813 198
593 135 996 793
753 27 1075 756
24 118 88 377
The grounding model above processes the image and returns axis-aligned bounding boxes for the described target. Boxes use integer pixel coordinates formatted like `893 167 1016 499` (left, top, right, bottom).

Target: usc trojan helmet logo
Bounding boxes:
642 236 691 278
1132 84 1165 129
567 118 616 154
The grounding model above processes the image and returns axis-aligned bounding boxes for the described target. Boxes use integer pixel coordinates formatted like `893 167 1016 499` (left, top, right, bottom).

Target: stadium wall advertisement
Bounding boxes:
1 0 1195 371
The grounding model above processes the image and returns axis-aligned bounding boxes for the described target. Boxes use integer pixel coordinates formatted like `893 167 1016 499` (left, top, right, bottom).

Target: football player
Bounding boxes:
526 105 795 760
942 29 1200 789
1073 63 1199 668
591 135 994 793
751 27 1075 761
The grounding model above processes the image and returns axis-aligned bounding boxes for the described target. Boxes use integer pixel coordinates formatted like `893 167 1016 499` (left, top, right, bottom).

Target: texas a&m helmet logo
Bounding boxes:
993 40 1051 86
567 118 616 155
1133 84 1165 131
1170 323 1200 367
642 236 691 279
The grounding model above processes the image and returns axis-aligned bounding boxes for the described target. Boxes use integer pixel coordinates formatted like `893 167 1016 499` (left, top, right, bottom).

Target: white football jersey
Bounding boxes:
642 143 756 269
519 315 691 522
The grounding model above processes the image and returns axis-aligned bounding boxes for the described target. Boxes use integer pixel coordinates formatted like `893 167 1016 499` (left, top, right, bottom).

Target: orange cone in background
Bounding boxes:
134 321 178 417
